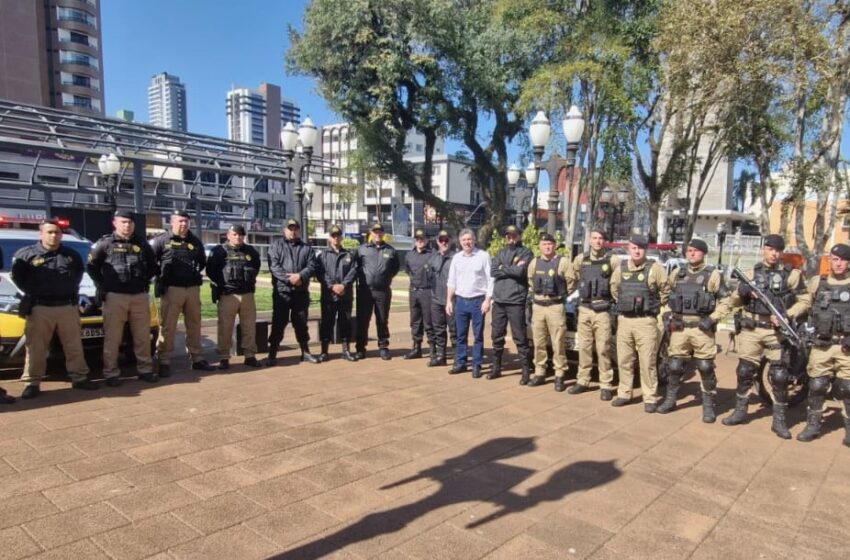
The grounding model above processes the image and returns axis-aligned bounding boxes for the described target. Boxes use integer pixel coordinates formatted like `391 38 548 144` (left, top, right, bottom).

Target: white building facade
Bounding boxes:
147 72 187 132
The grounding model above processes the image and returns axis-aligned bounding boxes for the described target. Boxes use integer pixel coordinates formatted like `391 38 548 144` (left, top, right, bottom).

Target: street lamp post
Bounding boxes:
97 153 121 212
506 161 538 228
598 187 629 241
716 222 727 266
279 118 318 227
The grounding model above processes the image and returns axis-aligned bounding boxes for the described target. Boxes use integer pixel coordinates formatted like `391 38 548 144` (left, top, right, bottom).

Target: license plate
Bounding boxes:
81 327 105 339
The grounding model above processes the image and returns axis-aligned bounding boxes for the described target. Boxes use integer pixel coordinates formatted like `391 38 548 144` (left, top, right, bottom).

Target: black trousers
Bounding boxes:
268 291 310 348
491 302 529 357
409 288 433 344
320 294 353 343
356 287 391 351
431 298 456 349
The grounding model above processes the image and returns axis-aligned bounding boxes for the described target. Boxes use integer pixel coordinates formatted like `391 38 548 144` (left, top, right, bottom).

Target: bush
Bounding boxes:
341 238 361 251
489 222 570 258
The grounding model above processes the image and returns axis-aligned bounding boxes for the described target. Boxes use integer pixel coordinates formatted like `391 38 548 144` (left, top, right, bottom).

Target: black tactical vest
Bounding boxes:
578 255 612 304
617 260 659 315
161 237 203 287
745 263 795 316
811 276 850 340
669 265 716 317
533 256 567 298
222 245 258 293
102 236 148 293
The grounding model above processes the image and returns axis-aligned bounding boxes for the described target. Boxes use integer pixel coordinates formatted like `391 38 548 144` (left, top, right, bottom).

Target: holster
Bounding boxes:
154 279 166 298
211 285 220 304
17 294 33 318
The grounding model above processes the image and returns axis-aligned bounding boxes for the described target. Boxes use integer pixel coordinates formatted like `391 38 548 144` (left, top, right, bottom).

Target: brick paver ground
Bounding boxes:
1 309 848 559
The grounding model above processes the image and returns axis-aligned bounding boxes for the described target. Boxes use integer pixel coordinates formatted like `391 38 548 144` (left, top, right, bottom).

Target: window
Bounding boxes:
432 166 441 176
69 31 90 46
255 200 269 220
273 201 286 219
57 7 97 27
71 74 91 88
59 50 99 69
62 95 92 108
254 179 268 193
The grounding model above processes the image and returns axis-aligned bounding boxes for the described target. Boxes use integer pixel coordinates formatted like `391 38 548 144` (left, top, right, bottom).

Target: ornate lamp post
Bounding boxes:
97 153 121 212
716 222 728 266
506 161 538 227
280 118 318 226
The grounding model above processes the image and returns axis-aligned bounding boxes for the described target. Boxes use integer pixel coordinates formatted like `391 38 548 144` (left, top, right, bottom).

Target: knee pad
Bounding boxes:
768 363 789 387
666 357 686 376
807 375 831 398
736 359 759 380
696 359 715 376
834 378 850 400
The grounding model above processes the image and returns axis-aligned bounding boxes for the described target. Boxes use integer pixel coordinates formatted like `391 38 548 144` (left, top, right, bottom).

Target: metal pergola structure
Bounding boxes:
0 100 337 230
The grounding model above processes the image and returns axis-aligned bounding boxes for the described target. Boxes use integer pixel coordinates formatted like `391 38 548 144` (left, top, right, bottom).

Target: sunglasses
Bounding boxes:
437 238 450 243
330 233 341 238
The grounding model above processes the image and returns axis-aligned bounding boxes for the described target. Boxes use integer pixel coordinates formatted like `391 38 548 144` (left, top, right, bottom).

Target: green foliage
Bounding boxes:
341 237 361 251
487 222 569 259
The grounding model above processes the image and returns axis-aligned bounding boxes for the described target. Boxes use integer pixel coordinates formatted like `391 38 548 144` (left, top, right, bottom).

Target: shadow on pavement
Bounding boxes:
267 437 621 559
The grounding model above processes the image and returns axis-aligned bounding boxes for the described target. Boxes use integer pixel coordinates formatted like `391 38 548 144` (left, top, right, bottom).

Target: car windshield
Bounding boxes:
0 239 91 271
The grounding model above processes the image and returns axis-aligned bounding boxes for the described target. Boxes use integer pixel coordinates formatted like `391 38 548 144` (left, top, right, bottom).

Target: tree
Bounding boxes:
288 0 537 243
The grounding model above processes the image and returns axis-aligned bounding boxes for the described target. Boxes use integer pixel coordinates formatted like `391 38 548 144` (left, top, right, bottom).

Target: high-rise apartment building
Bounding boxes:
226 83 301 147
0 0 105 115
148 72 187 131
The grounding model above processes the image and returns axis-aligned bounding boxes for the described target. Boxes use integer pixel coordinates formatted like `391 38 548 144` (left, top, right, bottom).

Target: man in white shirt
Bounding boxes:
446 229 493 378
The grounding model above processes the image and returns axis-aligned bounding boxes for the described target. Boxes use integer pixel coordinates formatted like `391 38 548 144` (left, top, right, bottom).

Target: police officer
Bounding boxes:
568 227 618 398
428 230 456 367
798 243 850 445
355 223 400 361
267 218 318 365
404 229 434 360
88 210 158 385
657 238 732 421
12 219 98 398
491 225 533 382
609 234 670 412
206 224 262 370
527 233 575 391
150 209 213 376
317 225 358 362
723 234 811 438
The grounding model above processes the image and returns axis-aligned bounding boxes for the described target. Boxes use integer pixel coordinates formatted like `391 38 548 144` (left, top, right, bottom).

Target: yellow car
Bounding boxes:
0 229 159 369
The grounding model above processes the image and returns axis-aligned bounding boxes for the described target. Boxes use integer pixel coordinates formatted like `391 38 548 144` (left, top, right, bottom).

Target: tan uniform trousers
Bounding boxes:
668 326 717 392
533 303 567 377
21 304 89 384
217 293 257 360
576 306 614 389
102 292 153 378
737 327 782 367
156 285 203 364
616 316 660 403
808 343 850 380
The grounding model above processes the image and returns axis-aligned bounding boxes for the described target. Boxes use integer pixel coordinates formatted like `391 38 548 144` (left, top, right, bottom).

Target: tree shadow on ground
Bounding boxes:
267 437 621 559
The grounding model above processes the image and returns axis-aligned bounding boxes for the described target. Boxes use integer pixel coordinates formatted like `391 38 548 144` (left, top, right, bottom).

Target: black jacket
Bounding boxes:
206 243 261 294
318 246 358 301
429 249 456 305
356 242 399 290
11 243 83 302
87 233 155 295
149 230 206 287
491 243 533 305
404 247 433 289
268 237 316 295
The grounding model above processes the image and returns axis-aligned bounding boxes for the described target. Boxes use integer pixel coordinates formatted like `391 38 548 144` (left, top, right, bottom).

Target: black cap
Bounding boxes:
371 222 384 232
629 234 648 249
830 243 850 261
437 230 450 240
764 234 785 251
688 238 709 254
414 229 427 239
113 209 134 219
329 225 342 236
504 225 520 235
229 224 246 235
172 209 190 218
540 233 556 243
286 218 300 228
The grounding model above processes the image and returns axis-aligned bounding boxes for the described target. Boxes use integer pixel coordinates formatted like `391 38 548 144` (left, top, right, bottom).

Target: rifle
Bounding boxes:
731 267 801 346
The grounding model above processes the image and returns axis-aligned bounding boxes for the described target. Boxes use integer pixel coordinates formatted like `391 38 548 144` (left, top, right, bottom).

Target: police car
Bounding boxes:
0 224 159 368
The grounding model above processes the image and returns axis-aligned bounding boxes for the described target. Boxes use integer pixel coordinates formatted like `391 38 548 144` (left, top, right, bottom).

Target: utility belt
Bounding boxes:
579 300 610 312
620 311 656 318
34 297 77 307
533 297 564 307
739 313 775 330
668 315 702 330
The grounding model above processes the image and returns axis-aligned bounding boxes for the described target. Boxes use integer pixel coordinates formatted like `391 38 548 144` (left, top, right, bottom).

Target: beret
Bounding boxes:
688 238 709 254
629 234 648 249
830 243 850 261
763 234 785 251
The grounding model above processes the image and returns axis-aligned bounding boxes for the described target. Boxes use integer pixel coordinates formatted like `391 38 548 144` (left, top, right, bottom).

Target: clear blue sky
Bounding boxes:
101 0 340 137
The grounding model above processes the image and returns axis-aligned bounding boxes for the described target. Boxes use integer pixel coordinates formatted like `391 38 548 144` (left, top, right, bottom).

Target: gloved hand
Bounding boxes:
698 316 717 333
841 336 850 354
738 284 753 300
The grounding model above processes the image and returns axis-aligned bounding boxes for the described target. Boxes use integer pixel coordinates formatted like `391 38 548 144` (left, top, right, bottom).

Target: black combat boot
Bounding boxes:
379 347 391 361
318 341 330 363
265 347 279 367
428 341 437 361
771 403 792 440
797 395 825 442
701 392 716 424
487 350 503 380
300 343 320 364
519 361 530 386
341 342 358 362
430 346 447 367
404 342 422 360
554 377 566 392
657 374 680 414
722 395 749 426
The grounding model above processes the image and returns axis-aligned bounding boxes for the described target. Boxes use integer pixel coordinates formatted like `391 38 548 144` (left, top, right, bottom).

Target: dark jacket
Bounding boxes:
356 242 399 290
206 242 261 294
87 233 155 295
429 249 456 305
318 246 358 301
491 243 533 305
268 237 316 295
404 247 433 290
149 230 206 288
11 243 83 302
